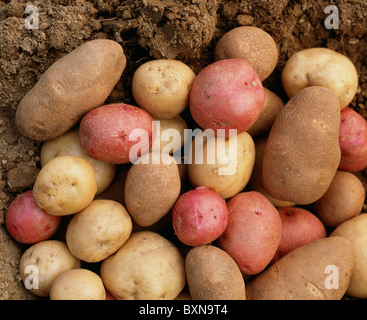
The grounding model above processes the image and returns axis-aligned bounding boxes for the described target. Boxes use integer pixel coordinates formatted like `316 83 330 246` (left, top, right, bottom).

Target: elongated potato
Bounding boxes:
16 39 126 141
246 237 354 300
262 86 341 204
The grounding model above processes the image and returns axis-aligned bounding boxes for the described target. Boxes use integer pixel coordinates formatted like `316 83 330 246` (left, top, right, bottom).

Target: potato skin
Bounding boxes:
124 152 181 227
214 26 278 81
185 245 246 300
16 39 126 141
246 236 354 300
314 171 365 229
262 86 341 205
218 191 282 275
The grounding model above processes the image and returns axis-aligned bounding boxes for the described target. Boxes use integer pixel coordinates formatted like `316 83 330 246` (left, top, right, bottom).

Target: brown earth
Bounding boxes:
1 0 367 300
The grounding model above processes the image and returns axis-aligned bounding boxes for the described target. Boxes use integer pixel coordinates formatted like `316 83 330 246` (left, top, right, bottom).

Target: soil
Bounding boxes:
1 0 367 300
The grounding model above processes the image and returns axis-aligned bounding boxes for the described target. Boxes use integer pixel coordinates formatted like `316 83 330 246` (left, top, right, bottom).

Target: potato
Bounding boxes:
6 190 61 244
100 231 186 300
132 59 196 119
33 155 97 216
214 26 278 81
40 129 116 195
151 116 188 155
188 131 255 199
79 103 155 164
330 214 367 298
262 86 341 205
246 237 354 300
218 191 282 275
338 107 367 172
247 88 285 136
66 199 132 263
19 240 80 297
185 245 246 300
249 136 296 208
189 58 264 136
172 186 228 246
314 171 365 229
281 47 358 109
271 207 327 264
50 269 106 300
124 152 181 227
15 39 126 141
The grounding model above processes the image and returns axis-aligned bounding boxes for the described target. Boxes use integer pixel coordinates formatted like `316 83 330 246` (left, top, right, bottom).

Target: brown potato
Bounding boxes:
185 245 246 300
124 152 181 227
16 39 126 141
247 88 285 137
246 237 354 300
214 26 278 81
330 214 367 298
262 86 341 205
314 171 365 229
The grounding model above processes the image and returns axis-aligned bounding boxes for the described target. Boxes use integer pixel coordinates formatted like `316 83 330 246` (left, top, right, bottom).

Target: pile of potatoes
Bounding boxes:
5 26 367 300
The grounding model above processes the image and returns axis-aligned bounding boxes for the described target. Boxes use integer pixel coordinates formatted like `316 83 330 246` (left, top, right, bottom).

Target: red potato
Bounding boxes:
271 207 327 264
6 190 61 244
172 186 228 246
218 191 282 275
339 107 367 172
79 103 155 164
189 58 264 137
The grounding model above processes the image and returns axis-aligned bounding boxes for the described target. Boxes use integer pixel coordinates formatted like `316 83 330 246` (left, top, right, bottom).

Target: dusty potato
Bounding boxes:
185 245 246 300
15 39 126 141
246 236 354 300
189 58 264 137
249 136 296 208
40 129 116 195
188 131 255 199
281 47 358 109
218 191 282 275
151 116 188 155
330 214 367 298
314 171 365 229
124 152 181 227
50 269 106 300
33 155 97 216
79 103 155 164
66 199 132 263
19 240 80 297
247 88 285 137
271 207 327 264
338 107 367 172
100 231 186 300
262 86 341 205
132 59 196 119
214 26 278 81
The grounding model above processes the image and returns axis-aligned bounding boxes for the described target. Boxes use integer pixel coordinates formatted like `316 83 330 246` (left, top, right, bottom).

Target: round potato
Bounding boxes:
50 269 106 300
33 155 97 216
124 152 181 227
262 86 341 205
330 214 367 298
40 129 116 195
100 231 186 300
66 199 132 263
185 245 246 300
19 240 80 297
15 39 126 141
247 88 285 137
132 59 196 119
314 171 365 229
151 116 188 155
214 26 278 81
188 131 255 199
281 47 358 109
